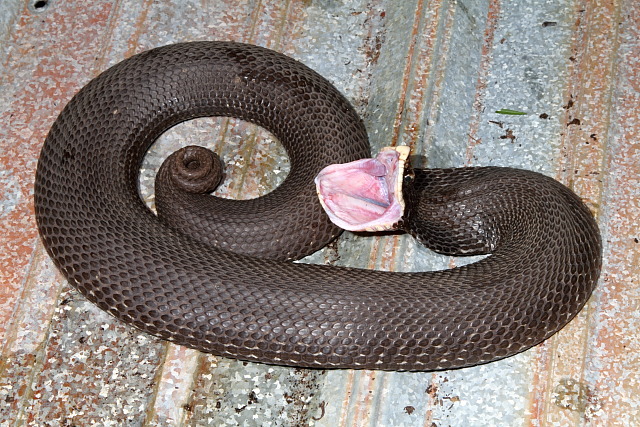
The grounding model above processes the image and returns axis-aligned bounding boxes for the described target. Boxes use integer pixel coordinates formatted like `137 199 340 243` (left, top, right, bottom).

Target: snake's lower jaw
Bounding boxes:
315 146 410 232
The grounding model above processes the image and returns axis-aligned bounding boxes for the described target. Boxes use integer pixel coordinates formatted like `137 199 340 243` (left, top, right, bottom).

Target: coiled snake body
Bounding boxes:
34 41 602 371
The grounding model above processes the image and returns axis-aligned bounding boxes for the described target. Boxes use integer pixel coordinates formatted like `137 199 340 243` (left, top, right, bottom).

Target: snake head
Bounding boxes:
314 146 410 232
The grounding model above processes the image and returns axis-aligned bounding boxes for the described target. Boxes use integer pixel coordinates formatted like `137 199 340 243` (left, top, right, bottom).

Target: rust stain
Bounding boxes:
422 375 440 425
145 345 200 424
336 369 356 426
0 0 114 343
399 0 446 151
556 3 616 200
465 0 501 159
389 0 427 148
527 1 624 425
415 0 457 158
527 339 552 425
361 5 388 69
281 1 309 48
350 370 378 426
369 0 452 273
589 0 640 419
122 0 156 59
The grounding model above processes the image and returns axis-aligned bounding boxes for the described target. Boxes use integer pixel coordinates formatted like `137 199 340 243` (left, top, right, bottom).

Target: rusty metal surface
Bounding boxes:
0 0 637 425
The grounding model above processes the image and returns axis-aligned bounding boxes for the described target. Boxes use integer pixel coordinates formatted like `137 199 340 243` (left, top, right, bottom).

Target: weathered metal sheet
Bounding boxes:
1 0 637 425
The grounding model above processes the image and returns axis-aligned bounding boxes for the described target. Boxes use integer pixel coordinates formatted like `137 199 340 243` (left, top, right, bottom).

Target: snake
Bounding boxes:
34 41 602 371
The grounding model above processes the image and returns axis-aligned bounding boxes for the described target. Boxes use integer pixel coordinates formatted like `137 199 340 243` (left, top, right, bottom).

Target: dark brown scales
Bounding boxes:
34 41 601 371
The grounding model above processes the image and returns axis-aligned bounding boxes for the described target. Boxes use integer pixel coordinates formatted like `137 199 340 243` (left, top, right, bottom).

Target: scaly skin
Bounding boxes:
34 41 601 371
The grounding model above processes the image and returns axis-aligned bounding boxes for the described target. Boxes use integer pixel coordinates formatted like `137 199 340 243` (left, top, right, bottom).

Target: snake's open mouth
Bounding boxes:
315 146 410 232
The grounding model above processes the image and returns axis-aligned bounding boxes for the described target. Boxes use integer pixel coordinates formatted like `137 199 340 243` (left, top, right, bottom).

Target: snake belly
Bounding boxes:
34 41 602 371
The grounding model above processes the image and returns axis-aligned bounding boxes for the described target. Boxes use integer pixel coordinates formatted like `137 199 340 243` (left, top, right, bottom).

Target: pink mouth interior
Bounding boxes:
314 147 408 232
